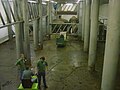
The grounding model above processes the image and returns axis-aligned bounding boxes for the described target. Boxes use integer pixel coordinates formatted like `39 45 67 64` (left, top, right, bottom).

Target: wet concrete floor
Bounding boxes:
0 35 120 90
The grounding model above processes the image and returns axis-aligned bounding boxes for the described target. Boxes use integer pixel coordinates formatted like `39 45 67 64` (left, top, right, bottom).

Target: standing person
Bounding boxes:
15 54 26 80
37 56 48 88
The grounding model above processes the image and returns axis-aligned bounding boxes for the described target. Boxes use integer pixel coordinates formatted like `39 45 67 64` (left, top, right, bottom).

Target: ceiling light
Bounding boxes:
42 0 50 1
28 0 38 3
76 0 81 3
65 3 73 5
42 2 47 4
50 0 57 3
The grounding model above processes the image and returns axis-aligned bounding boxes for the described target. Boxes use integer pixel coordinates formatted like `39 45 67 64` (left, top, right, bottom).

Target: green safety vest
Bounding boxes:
15 58 26 71
37 60 48 72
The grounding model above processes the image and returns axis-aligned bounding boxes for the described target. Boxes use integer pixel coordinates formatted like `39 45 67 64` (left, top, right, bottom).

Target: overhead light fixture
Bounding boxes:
28 0 37 3
42 0 57 3
51 0 54 3
42 0 50 1
50 0 57 3
65 3 73 5
76 0 81 3
42 2 47 4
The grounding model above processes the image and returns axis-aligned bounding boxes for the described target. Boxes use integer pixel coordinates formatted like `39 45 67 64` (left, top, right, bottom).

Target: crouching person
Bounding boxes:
22 67 37 88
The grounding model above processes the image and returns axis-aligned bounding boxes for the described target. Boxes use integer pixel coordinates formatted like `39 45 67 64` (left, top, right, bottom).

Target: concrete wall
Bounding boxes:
0 28 9 44
99 4 108 19
99 4 109 26
0 1 8 44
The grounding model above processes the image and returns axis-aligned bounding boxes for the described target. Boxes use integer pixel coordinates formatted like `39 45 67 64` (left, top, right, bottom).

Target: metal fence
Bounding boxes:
0 0 41 29
50 23 78 35
58 3 77 12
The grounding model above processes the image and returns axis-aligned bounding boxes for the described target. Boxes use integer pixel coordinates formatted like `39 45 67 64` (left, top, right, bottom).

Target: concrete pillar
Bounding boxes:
77 2 80 19
15 23 23 58
38 0 43 49
47 2 49 35
22 0 31 65
33 20 39 50
17 0 24 53
7 25 13 41
17 0 23 19
14 0 24 58
101 0 120 90
84 0 91 52
77 2 81 37
88 0 100 71
50 3 52 26
45 16 47 35
81 0 86 41
47 1 51 39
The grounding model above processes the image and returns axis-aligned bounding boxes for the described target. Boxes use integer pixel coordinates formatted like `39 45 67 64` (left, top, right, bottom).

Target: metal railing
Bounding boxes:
57 3 77 12
28 2 39 20
0 0 40 29
50 23 78 35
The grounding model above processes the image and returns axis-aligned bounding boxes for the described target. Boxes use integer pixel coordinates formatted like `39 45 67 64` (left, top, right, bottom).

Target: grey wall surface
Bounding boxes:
99 4 108 23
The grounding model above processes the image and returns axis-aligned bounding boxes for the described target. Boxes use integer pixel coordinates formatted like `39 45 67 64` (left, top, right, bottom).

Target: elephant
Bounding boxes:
68 16 79 34
52 16 69 33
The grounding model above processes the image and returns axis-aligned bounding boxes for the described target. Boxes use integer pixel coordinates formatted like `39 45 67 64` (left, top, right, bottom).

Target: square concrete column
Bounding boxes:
14 0 24 58
22 0 31 65
84 0 91 52
101 0 120 90
33 19 39 50
77 1 81 37
47 1 52 39
81 0 86 41
88 0 100 71
38 0 43 49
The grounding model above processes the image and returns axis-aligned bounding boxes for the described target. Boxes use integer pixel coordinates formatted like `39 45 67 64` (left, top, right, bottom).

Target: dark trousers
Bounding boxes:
37 71 47 88
22 79 33 88
19 70 24 81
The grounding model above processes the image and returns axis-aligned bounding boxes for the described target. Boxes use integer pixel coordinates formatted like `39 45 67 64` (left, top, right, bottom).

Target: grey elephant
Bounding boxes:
52 16 69 33
68 16 79 33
